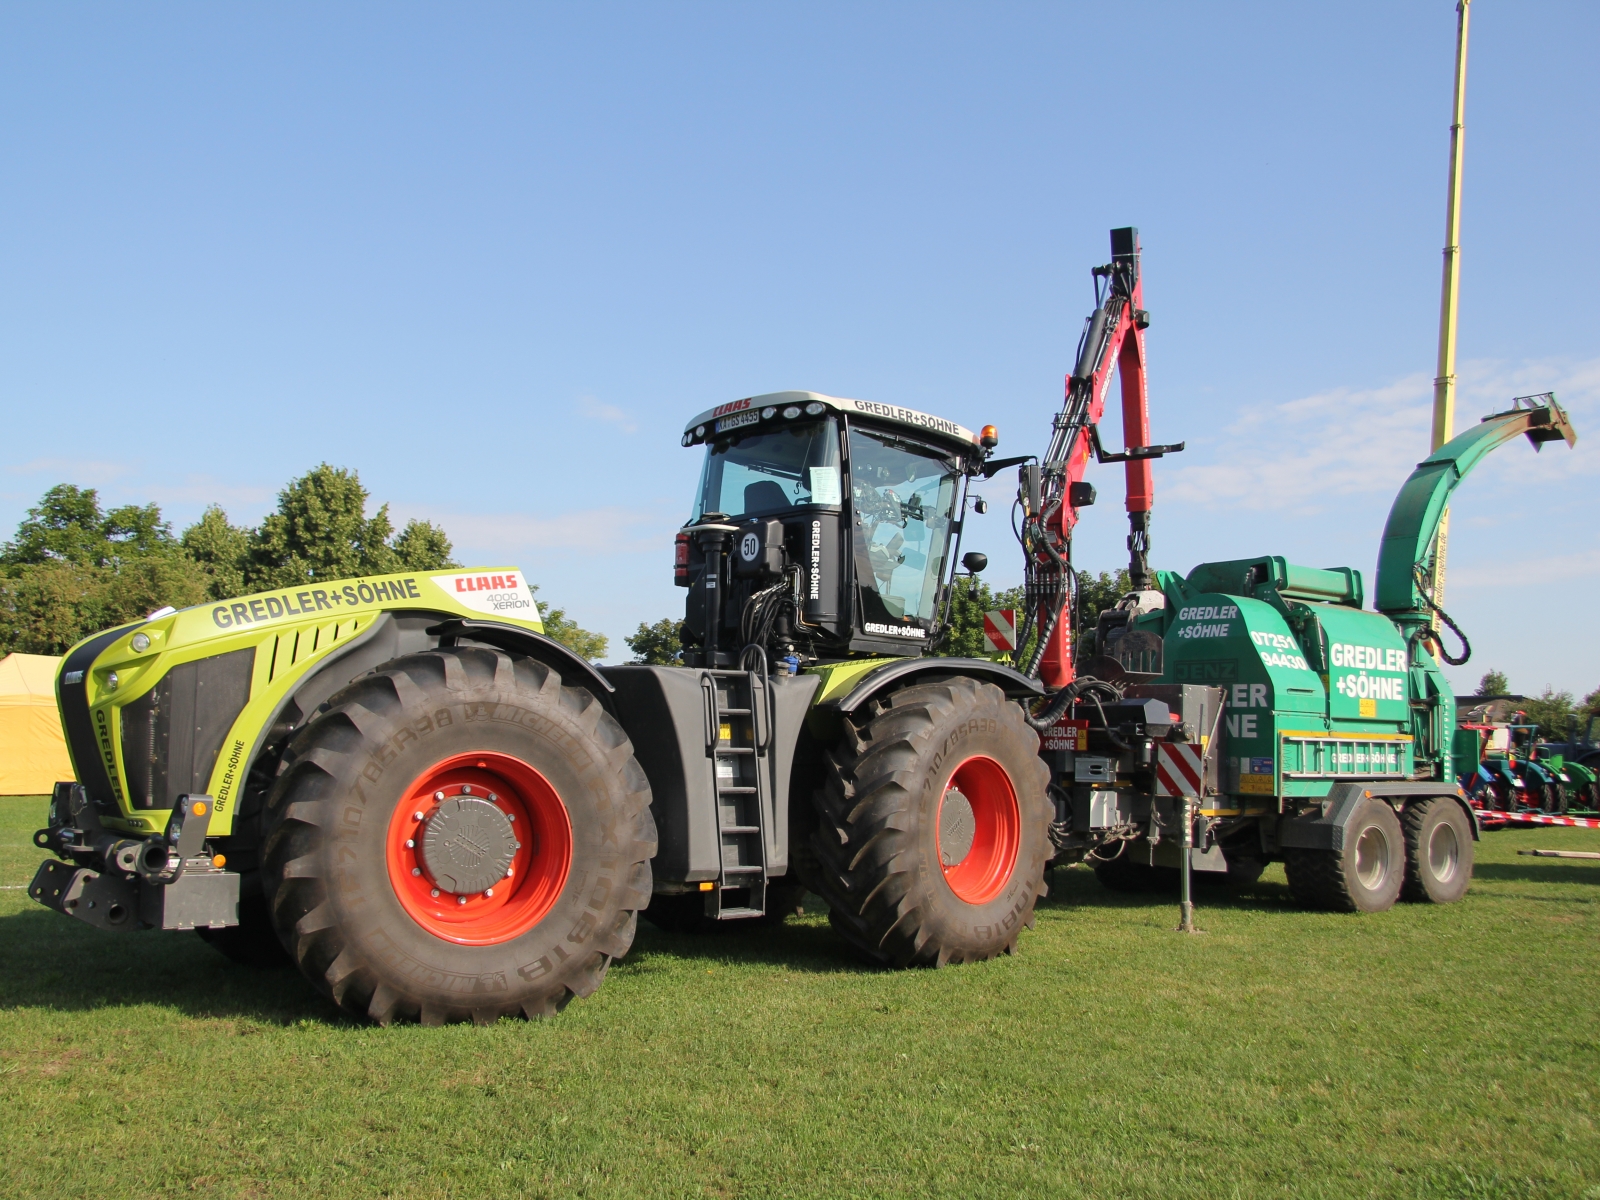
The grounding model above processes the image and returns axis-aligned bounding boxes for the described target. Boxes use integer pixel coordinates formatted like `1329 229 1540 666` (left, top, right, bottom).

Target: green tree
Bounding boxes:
1519 687 1576 739
2 484 180 568
244 464 457 589
532 586 608 662
392 518 457 572
939 579 1026 659
180 505 251 601
1475 669 1510 697
0 556 209 654
626 618 685 665
0 485 208 654
1583 686 1600 721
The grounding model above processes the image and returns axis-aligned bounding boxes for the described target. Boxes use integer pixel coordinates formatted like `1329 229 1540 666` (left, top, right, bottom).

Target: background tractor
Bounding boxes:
28 230 1577 1024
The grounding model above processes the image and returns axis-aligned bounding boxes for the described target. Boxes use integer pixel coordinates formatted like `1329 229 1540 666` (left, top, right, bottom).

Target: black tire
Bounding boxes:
261 647 656 1025
1400 797 1474 904
808 676 1051 966
1283 797 1404 913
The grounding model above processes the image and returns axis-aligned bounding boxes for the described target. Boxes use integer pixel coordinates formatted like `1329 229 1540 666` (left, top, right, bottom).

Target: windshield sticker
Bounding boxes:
432 572 538 619
809 466 841 505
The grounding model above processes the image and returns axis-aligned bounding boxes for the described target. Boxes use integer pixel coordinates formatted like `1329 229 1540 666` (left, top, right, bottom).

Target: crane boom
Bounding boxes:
1021 227 1182 688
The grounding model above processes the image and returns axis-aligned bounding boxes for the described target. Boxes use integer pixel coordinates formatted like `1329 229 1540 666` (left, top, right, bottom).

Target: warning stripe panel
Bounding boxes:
1155 742 1204 797
982 608 1017 653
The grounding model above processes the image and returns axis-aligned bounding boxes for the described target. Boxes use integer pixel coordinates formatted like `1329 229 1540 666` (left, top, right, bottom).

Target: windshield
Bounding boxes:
693 419 842 520
849 425 961 626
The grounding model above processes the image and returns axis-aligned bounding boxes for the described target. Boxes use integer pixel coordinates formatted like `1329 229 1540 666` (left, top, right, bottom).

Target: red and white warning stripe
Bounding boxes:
1475 810 1600 830
1155 742 1204 798
983 608 1017 654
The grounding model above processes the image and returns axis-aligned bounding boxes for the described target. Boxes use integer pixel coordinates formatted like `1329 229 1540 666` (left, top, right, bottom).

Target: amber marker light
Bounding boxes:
980 425 999 448
212 855 226 869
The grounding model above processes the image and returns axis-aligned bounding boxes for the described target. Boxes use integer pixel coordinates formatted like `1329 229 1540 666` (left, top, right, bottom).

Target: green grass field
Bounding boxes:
2 794 1597 1200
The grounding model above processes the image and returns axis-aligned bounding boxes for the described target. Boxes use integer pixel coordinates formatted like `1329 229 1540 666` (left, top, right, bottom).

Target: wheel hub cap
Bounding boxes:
419 796 518 895
939 787 976 866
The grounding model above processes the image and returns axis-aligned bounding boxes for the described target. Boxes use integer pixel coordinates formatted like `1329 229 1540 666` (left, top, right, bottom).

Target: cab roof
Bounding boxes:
681 391 979 452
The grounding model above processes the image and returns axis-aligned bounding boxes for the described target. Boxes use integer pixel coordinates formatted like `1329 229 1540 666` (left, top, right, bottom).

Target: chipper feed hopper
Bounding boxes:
26 230 1577 1024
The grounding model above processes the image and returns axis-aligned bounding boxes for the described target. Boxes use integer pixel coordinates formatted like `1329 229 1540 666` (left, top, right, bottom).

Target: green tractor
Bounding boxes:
31 390 1059 1024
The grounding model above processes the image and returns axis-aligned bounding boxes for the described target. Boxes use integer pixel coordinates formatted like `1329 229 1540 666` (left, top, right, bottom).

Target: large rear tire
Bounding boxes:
1400 797 1473 904
808 677 1051 966
261 647 656 1024
1283 797 1404 913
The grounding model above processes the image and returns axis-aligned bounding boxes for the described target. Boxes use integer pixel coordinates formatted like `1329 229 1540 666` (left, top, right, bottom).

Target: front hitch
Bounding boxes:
30 788 240 933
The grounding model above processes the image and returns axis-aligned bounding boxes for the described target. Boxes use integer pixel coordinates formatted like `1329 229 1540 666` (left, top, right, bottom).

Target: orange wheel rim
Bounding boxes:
385 751 572 946
937 755 1020 905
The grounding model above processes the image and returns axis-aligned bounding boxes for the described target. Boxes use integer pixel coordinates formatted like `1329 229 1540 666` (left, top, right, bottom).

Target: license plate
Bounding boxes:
715 411 760 433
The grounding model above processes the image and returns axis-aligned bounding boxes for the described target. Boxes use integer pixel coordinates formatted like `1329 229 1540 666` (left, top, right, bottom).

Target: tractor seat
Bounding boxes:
743 480 791 515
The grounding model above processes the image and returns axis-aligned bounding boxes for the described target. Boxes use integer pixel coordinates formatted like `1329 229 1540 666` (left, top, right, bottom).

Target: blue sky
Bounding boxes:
1 2 1595 698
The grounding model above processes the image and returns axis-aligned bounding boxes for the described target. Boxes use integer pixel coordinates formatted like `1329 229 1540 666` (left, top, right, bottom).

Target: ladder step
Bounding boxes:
715 747 756 756
713 907 764 919
720 865 763 875
719 825 760 834
720 708 751 716
716 786 756 795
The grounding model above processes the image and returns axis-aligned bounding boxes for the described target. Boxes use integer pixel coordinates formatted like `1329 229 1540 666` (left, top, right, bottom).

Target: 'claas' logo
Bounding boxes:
457 573 520 593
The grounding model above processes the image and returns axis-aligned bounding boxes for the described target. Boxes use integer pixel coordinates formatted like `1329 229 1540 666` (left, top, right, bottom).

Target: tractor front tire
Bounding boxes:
1400 797 1474 904
261 646 656 1024
1284 797 1404 913
808 677 1051 966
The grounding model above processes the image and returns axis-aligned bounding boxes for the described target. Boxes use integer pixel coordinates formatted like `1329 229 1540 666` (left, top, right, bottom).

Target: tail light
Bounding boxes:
674 531 691 587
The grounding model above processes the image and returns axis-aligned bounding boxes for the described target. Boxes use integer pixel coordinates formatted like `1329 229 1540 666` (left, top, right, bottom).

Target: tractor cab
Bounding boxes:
677 391 990 667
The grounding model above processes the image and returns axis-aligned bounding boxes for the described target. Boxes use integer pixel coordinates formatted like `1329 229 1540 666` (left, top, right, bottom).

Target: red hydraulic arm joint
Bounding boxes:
1025 227 1183 688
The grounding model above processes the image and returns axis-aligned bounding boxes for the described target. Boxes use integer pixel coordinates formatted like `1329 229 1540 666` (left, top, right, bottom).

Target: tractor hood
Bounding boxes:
54 567 544 837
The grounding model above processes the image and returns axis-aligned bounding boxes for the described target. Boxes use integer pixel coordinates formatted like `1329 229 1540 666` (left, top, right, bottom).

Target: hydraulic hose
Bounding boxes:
1024 676 1123 732
1409 565 1472 666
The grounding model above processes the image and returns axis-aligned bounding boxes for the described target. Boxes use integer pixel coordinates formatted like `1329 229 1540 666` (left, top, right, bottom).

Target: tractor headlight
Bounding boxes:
805 401 825 415
761 406 776 419
105 671 119 692
782 406 801 419
131 633 150 653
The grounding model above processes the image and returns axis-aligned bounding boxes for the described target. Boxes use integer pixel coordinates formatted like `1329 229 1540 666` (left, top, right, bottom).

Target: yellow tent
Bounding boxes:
0 653 74 796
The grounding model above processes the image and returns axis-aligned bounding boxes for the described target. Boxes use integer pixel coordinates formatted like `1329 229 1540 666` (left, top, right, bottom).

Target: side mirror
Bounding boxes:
961 552 988 574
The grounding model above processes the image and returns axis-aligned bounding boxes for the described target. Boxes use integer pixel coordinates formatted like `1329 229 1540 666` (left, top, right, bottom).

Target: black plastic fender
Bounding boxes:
817 656 1045 717
1277 781 1479 852
427 619 614 698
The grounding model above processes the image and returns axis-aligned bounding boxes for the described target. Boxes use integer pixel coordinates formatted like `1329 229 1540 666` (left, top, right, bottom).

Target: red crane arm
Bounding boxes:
1027 227 1182 687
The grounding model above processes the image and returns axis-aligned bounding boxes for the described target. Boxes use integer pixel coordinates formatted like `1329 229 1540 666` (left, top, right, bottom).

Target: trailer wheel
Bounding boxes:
1283 798 1404 913
260 647 655 1024
1400 797 1474 904
808 676 1051 966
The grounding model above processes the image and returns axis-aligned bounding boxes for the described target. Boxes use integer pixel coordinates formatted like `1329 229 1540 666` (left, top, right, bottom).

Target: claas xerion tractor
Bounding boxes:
29 229 1577 1024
